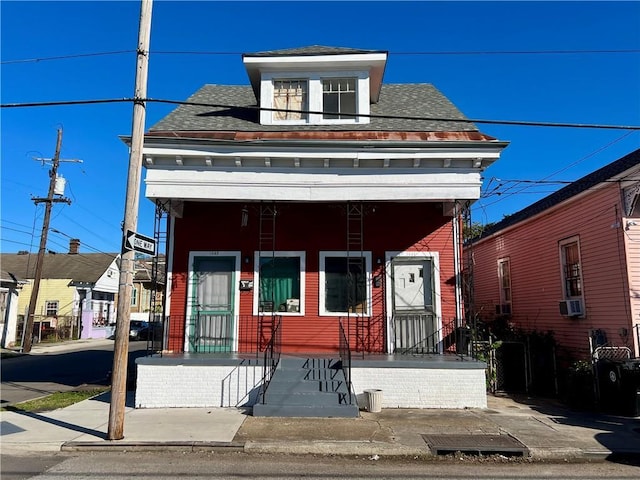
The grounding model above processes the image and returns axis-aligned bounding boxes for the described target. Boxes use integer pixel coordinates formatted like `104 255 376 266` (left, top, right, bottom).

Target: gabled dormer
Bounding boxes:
242 46 388 126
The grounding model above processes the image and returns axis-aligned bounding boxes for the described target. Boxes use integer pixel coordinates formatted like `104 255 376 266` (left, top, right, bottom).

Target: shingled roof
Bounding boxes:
148 83 479 134
0 253 118 284
243 45 387 57
474 148 640 241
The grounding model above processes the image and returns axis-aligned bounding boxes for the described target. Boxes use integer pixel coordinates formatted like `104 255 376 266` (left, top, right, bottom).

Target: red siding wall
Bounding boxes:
469 184 634 361
167 202 458 353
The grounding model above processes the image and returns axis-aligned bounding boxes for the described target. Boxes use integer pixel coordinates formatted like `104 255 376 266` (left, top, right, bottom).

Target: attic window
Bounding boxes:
273 80 307 121
322 78 356 119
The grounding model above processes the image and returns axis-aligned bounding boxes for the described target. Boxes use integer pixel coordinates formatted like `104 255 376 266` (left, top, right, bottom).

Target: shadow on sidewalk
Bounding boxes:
503 393 640 466
7 410 106 439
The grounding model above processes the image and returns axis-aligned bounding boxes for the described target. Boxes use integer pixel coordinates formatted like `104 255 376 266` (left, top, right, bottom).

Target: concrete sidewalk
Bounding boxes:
2 389 639 460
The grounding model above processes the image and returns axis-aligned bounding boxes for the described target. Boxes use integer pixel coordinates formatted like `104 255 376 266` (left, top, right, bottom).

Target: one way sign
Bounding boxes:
123 230 156 256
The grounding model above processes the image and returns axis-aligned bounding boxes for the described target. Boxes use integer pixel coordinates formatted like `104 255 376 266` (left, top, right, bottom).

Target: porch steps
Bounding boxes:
253 357 359 418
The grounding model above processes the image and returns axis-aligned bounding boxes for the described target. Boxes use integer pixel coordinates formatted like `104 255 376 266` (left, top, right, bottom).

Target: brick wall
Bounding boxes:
136 364 487 409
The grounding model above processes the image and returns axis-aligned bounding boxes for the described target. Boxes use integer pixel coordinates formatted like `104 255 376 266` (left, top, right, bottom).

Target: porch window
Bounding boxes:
256 252 304 314
560 238 582 298
322 78 356 120
273 80 307 121
45 300 58 317
320 252 371 315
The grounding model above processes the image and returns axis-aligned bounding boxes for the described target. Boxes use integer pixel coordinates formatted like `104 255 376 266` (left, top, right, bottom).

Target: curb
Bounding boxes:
61 441 245 453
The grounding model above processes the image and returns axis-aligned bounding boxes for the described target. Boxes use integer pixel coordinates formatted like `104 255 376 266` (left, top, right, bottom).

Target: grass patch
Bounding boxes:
3 388 109 413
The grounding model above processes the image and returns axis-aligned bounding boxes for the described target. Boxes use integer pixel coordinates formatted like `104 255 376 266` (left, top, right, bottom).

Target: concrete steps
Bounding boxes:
253 357 359 418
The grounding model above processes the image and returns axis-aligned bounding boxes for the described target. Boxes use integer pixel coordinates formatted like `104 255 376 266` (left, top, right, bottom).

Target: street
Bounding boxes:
2 451 640 480
0 340 148 406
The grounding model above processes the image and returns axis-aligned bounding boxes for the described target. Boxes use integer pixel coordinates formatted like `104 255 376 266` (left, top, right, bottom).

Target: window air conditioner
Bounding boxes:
559 299 584 317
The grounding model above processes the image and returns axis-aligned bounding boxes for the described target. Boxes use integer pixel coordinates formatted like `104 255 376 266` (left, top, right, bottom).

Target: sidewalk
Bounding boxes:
2 389 639 460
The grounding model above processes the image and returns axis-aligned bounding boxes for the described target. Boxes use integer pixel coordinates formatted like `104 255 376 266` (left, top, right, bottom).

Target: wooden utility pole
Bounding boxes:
108 0 153 440
23 128 71 353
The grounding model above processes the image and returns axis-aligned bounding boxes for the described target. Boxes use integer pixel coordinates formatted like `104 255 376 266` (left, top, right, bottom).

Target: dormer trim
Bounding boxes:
243 48 387 104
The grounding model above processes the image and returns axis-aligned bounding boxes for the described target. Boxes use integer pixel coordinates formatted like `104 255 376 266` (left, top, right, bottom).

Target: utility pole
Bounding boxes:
23 128 71 353
108 0 153 441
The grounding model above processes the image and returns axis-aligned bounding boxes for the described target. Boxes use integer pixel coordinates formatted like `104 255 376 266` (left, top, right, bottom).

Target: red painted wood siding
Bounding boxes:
166 202 458 353
468 183 635 361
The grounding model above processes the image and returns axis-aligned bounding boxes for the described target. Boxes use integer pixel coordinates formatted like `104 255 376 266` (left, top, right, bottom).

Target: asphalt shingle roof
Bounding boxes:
149 84 477 133
0 253 118 284
475 148 640 240
243 45 387 57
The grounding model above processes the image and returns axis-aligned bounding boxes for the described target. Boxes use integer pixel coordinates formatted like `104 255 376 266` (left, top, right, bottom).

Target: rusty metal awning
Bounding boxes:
422 434 529 456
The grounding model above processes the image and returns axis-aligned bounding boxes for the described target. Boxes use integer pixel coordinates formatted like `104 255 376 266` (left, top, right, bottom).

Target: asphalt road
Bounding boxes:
2 451 640 480
0 340 148 406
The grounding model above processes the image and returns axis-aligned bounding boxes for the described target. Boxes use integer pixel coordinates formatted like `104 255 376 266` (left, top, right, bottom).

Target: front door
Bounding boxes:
190 256 236 352
391 259 437 353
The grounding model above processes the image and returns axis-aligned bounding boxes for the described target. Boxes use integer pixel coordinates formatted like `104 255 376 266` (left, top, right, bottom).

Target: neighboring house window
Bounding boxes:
560 238 582 298
319 252 371 316
273 80 307 121
131 287 138 307
497 258 512 315
322 78 356 119
255 252 305 314
45 300 58 317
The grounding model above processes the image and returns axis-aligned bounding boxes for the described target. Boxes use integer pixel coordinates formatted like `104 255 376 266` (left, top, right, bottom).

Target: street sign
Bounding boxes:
123 230 156 256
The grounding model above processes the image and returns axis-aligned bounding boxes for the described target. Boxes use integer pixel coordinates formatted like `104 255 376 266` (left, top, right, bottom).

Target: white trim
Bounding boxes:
558 236 585 302
185 251 241 353
252 251 306 316
164 215 175 351
452 204 463 321
385 250 442 353
318 251 372 317
145 169 484 202
260 71 370 126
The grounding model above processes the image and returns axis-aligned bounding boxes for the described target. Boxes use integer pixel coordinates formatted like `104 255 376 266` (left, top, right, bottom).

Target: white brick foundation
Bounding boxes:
351 367 487 409
135 360 487 410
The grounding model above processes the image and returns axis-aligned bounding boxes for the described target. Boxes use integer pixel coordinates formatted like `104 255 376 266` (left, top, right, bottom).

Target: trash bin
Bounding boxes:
597 358 640 416
364 389 383 413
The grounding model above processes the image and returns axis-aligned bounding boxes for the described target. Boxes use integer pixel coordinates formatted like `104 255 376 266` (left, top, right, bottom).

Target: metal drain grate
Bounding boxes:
422 434 529 456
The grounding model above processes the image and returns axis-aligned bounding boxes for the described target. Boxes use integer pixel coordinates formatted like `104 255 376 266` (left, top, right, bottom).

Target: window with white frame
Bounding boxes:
265 73 367 125
322 78 356 119
255 252 304 314
320 252 371 315
45 300 59 317
497 258 512 314
273 80 307 121
560 238 582 298
131 287 138 307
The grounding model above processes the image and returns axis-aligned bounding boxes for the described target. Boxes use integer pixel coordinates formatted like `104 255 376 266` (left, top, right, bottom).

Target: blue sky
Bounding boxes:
2 1 639 255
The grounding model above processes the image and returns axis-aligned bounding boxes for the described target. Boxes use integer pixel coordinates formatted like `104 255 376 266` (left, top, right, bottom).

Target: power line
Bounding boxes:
3 48 639 65
1 97 639 131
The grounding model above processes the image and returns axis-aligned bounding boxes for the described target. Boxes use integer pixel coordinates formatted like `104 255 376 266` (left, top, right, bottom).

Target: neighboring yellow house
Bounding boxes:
1 239 120 346
130 255 165 322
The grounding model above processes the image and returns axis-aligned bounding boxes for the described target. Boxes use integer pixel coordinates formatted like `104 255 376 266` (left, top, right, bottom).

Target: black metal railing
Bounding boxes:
393 316 472 357
338 318 353 405
260 316 282 404
181 314 279 356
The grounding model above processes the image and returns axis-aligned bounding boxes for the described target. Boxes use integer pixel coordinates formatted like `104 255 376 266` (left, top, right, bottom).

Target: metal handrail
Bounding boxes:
338 319 353 404
260 315 282 404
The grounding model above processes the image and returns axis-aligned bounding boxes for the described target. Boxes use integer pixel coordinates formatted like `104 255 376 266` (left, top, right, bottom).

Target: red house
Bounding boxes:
467 148 640 394
133 46 508 414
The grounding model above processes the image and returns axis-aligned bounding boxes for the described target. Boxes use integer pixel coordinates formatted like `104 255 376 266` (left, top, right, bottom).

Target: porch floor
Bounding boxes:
136 352 485 370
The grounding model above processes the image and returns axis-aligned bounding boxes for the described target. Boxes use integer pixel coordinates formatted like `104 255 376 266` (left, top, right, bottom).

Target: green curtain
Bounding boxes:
260 257 300 311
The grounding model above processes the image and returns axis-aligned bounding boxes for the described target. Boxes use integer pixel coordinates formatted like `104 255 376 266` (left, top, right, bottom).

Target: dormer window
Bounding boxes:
261 73 369 126
244 46 387 126
322 78 356 119
273 80 307 121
